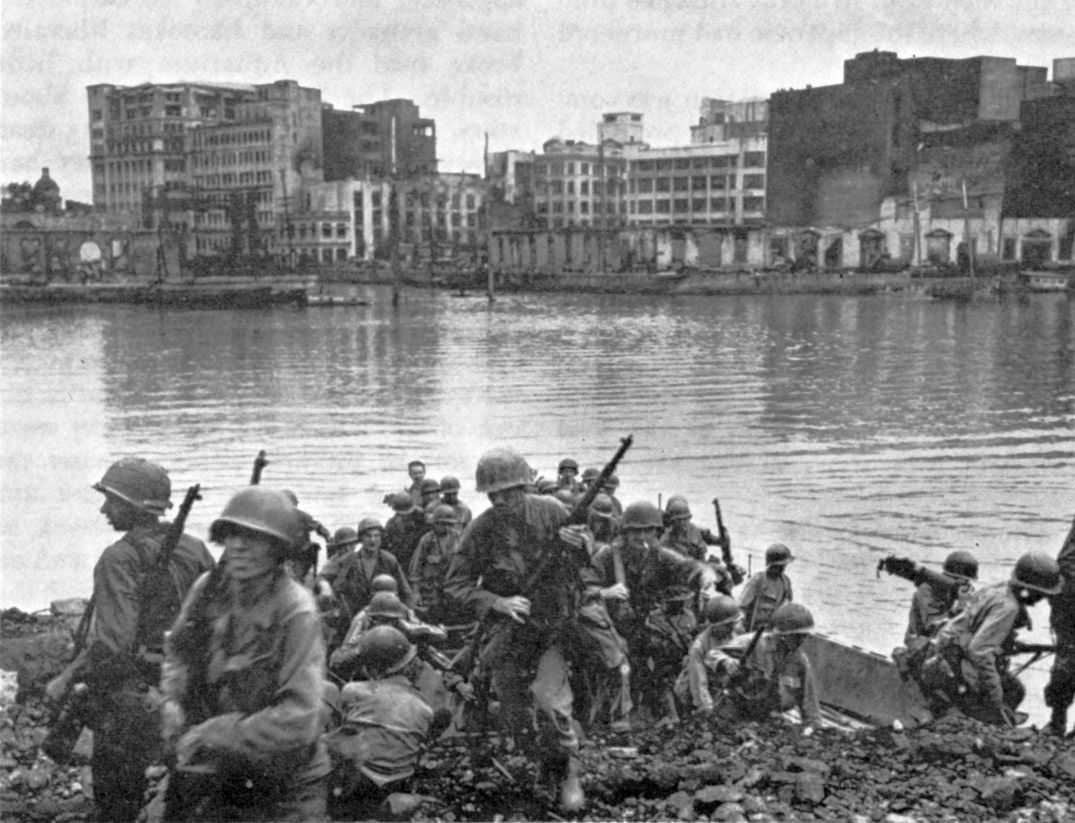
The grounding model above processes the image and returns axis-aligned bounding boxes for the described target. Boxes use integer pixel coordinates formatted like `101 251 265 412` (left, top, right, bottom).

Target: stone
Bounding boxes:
713 801 746 821
1051 752 1075 781
694 785 744 810
385 792 433 817
785 755 831 775
795 771 826 804
668 790 694 816
976 776 1020 812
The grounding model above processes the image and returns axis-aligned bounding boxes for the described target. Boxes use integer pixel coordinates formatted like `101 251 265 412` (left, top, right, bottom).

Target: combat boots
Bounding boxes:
1047 707 1068 736
559 754 585 813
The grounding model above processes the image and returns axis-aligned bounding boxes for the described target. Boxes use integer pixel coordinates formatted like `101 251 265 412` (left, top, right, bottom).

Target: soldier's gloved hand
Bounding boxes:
492 595 531 624
601 583 629 601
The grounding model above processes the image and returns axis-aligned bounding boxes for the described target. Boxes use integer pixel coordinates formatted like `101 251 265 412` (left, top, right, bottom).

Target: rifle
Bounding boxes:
250 450 269 485
725 626 772 715
1008 641 1056 677
712 497 745 586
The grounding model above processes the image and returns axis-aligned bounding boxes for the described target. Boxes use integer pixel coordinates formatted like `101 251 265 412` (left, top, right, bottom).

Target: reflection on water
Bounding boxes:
2 288 1072 711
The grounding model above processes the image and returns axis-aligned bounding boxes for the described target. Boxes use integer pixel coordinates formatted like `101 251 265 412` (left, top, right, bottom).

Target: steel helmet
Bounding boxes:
1011 552 1063 595
328 526 360 550
665 496 692 521
357 517 384 536
281 489 299 506
475 447 531 494
371 573 398 593
765 543 794 568
621 501 663 531
420 478 441 495
943 550 979 581
356 624 416 675
581 468 600 484
703 594 741 627
209 487 300 547
439 476 461 493
366 591 409 620
771 603 814 634
537 479 560 495
390 492 417 513
558 458 579 473
589 494 615 520
603 474 621 491
432 504 458 525
93 457 172 515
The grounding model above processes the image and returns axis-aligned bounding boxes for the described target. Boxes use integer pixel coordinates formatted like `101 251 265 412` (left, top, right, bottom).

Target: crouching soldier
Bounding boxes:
158 487 331 821
674 595 742 714
723 602 821 732
326 625 447 819
922 551 1063 726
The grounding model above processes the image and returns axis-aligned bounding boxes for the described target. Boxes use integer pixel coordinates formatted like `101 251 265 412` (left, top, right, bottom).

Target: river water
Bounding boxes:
1 286 1072 715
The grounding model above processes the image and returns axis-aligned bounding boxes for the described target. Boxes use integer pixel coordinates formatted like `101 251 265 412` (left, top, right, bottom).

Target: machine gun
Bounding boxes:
877 555 971 595
712 497 745 586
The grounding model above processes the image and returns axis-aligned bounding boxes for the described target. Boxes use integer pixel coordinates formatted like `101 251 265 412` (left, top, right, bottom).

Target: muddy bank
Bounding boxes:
2 607 1073 822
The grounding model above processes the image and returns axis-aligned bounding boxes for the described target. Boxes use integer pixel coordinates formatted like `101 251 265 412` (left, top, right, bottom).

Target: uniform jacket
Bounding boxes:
1052 519 1075 643
383 511 431 572
591 539 714 625
87 523 213 681
162 569 330 787
677 623 740 711
409 530 461 608
738 572 793 632
336 676 434 787
319 548 413 615
934 581 1028 708
726 632 821 725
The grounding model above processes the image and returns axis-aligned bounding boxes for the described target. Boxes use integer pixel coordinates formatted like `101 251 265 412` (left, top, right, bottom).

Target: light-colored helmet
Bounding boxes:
209 487 300 548
771 603 814 634
703 594 741 626
93 457 172 515
765 543 794 568
621 501 662 531
356 624 416 675
432 504 458 525
475 447 531 494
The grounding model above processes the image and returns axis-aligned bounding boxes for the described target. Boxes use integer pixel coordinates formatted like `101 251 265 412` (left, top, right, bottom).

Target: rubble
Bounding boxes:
2 606 1074 822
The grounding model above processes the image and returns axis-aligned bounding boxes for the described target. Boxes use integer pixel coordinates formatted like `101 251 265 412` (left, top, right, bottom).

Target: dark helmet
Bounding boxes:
765 543 794 568
475 447 531 494
93 457 172 515
537 479 560 495
439 476 461 493
357 517 384 537
703 594 741 627
1011 552 1063 595
665 496 692 521
621 501 663 531
209 487 300 547
589 494 615 520
943 550 979 581
420 478 441 495
771 603 815 634
602 474 621 491
432 504 458 525
558 458 579 473
328 526 360 551
371 573 398 593
389 492 417 514
366 591 409 620
356 624 416 676
581 467 600 484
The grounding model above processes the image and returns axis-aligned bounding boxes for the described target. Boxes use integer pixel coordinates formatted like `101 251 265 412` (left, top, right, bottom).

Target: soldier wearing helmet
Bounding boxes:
438 476 472 529
557 457 580 494
443 446 592 813
660 496 734 596
1045 517 1075 737
327 526 360 560
587 493 618 548
674 595 743 713
419 477 443 516
317 515 413 650
926 551 1063 726
590 501 719 725
600 474 624 517
45 458 213 823
408 504 466 624
579 467 601 496
720 602 821 731
384 491 432 572
328 624 438 817
738 543 796 633
160 486 330 820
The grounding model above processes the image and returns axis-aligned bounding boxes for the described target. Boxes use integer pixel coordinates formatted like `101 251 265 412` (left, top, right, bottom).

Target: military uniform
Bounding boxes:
162 569 331 821
1046 522 1075 735
409 529 465 624
319 548 413 622
84 524 213 821
723 631 821 726
739 572 793 632
384 509 431 571
675 622 740 712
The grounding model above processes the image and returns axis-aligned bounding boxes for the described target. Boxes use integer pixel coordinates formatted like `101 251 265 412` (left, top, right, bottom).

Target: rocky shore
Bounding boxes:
2 607 1073 822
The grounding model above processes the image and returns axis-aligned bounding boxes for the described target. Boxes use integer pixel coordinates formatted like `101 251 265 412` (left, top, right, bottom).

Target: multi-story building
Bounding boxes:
322 99 436 180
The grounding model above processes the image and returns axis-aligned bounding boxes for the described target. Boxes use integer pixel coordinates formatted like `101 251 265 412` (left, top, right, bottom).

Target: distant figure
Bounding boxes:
405 460 427 506
439 475 473 529
738 543 794 632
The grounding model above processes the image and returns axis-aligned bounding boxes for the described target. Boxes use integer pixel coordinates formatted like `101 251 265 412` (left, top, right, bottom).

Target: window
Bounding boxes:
637 160 654 171
692 176 707 191
550 180 563 194
638 200 653 214
336 223 347 238
743 196 765 212
673 198 689 213
656 178 671 193
673 177 689 192
566 180 574 194
580 201 589 213
710 196 727 211
93 109 103 121
567 162 574 174
580 163 589 174
580 181 589 195
322 223 333 238
710 175 727 189
692 198 707 212
165 105 181 117
743 174 765 189
637 178 653 194
656 159 672 171
744 151 765 167
655 199 670 213
674 158 690 169
691 157 708 169
1002 237 1017 260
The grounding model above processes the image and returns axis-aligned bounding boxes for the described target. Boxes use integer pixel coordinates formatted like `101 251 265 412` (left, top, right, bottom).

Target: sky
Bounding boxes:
2 0 1073 203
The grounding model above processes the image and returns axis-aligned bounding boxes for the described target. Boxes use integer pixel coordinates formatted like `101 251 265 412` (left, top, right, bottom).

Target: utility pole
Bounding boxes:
484 131 494 302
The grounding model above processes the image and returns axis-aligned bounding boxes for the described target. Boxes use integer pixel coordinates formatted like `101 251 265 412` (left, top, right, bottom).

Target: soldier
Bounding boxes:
439 475 473 529
444 447 591 812
722 602 821 732
591 501 718 726
405 460 427 506
384 492 432 572
557 458 580 493
419 477 443 517
587 493 619 549
1046 518 1075 736
674 595 742 714
579 467 601 496
159 487 330 821
319 517 413 648
739 543 795 632
280 489 331 585
601 474 624 517
44 458 213 823
661 496 734 595
409 504 465 624
925 551 1063 726
326 625 439 818
326 525 360 561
